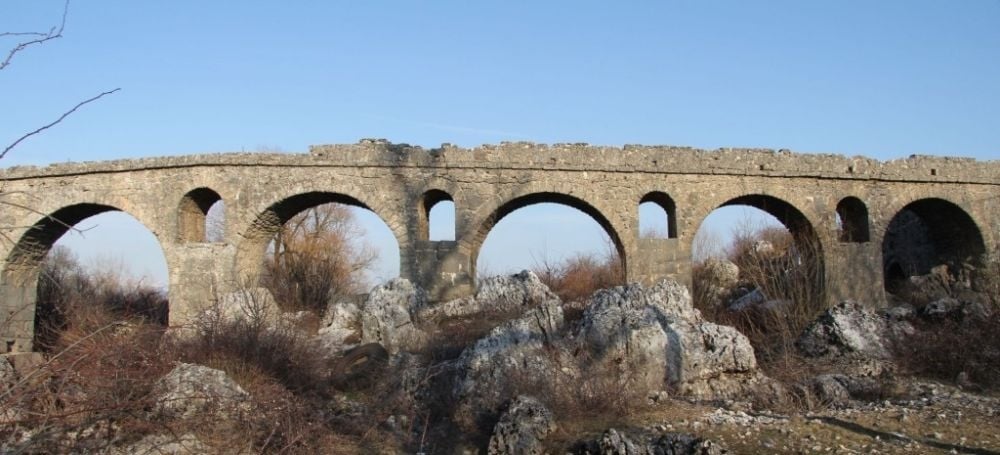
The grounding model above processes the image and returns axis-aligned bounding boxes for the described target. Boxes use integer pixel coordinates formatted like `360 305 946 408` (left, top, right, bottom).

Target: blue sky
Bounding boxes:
3 1 998 288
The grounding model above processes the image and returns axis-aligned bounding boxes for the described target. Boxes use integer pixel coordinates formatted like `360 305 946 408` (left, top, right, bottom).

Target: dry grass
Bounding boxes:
535 248 625 322
34 246 167 351
693 225 826 371
892 314 1000 390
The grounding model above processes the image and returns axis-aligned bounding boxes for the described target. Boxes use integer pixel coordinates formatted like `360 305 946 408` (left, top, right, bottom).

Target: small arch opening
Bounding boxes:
639 192 677 239
422 190 455 241
836 197 870 243
178 187 224 243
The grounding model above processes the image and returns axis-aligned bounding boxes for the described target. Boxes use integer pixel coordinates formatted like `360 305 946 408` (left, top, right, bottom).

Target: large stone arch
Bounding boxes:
881 197 986 294
463 191 627 280
689 192 827 304
1 203 169 352
232 190 407 288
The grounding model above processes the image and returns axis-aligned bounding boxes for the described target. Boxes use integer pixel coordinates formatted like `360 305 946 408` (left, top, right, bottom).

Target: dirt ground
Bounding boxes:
546 379 1000 454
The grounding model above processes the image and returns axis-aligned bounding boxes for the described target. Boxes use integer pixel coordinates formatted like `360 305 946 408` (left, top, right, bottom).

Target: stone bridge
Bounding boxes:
1 139 997 352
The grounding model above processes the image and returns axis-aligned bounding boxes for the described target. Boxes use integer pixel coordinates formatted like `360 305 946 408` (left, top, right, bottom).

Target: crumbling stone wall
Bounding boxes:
0 140 997 352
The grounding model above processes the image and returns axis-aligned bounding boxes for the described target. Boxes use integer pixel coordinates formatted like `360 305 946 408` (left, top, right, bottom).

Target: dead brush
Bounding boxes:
892 312 1000 390
692 225 828 386
1 309 172 453
535 248 625 321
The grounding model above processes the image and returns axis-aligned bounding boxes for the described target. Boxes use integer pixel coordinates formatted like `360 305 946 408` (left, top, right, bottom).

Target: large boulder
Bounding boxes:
577 281 759 398
152 363 249 419
894 265 953 307
487 395 556 455
316 300 362 352
796 300 894 359
360 278 428 354
453 301 567 428
696 259 740 306
422 270 559 320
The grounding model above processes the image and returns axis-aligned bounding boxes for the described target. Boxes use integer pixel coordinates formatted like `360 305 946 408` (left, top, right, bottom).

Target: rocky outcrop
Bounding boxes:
152 363 249 419
487 396 556 455
594 429 725 455
796 301 897 359
316 300 361 352
453 301 567 426
421 270 559 320
577 281 759 398
808 373 883 406
598 428 641 454
455 279 765 428
360 278 428 354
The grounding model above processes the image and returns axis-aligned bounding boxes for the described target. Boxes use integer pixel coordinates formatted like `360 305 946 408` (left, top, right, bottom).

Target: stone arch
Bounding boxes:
836 196 870 243
881 197 986 293
418 189 455 241
466 191 626 278
178 187 224 242
639 191 677 239
715 194 821 244
233 191 404 284
691 193 826 303
1 203 168 352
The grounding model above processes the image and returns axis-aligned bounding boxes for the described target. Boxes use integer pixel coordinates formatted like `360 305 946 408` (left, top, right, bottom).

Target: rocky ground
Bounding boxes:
541 379 1000 454
2 265 997 454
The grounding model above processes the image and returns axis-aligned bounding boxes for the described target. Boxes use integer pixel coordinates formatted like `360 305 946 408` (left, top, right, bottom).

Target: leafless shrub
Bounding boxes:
693 224 826 372
535 245 625 321
893 313 1000 390
174 287 330 398
261 203 376 316
34 246 167 351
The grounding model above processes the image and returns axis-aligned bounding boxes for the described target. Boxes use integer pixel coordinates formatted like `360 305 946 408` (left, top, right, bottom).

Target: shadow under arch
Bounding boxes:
233 191 404 285
881 197 985 294
2 203 169 352
466 191 626 279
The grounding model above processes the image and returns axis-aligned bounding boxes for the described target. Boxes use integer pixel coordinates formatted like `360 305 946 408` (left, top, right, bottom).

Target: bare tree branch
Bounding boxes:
0 0 69 71
1 88 120 161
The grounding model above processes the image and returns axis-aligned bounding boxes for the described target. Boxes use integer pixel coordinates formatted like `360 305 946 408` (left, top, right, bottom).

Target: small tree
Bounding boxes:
261 203 376 314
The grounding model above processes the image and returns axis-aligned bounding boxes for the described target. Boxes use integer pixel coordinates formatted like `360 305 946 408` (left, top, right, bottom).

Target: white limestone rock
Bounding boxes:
360 278 428 354
152 363 249 419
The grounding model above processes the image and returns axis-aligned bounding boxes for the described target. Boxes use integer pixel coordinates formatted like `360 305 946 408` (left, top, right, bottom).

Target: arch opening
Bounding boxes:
3 205 169 353
690 195 825 364
882 198 986 297
178 187 224 243
421 189 455 241
836 197 870 243
238 192 401 314
691 194 825 314
472 193 625 302
639 192 677 239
